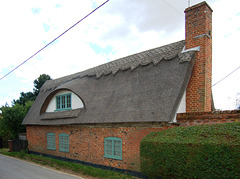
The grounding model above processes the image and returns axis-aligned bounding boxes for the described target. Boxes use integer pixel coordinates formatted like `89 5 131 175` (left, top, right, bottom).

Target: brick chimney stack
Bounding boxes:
185 1 213 112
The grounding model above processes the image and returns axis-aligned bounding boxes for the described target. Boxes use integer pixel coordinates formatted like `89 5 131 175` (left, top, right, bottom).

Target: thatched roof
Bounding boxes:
22 40 196 125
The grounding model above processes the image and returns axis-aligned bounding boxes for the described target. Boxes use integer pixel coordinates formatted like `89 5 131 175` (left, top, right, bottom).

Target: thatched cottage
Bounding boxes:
22 1 213 172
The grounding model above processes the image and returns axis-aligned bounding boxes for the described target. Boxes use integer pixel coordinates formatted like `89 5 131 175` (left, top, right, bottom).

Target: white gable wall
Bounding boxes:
177 91 186 114
172 91 186 123
46 90 84 112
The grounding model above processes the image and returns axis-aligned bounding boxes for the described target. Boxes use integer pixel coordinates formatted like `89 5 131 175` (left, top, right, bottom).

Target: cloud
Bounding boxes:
32 8 41 15
89 43 114 55
0 0 93 73
43 23 51 32
211 0 240 109
56 4 61 8
1 0 240 110
100 0 185 39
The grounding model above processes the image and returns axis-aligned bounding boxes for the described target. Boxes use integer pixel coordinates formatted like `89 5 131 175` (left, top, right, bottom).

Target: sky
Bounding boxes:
0 0 240 110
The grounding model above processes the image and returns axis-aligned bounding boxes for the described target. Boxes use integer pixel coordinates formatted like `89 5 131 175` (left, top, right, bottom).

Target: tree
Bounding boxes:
33 74 52 96
12 74 52 106
12 92 36 106
0 74 52 145
0 101 33 141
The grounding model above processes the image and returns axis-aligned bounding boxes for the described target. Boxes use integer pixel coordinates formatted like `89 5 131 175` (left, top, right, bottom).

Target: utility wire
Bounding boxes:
161 0 239 87
212 66 240 87
0 0 109 81
161 0 183 17
161 0 205 37
2 0 234 88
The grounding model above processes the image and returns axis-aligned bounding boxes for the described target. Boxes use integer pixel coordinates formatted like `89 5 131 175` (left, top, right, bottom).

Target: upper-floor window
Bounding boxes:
104 137 122 160
44 90 84 113
56 93 72 111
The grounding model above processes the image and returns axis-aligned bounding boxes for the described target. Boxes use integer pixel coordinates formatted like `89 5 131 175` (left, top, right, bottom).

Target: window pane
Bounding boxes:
106 140 112 146
67 94 71 108
105 140 112 155
114 140 121 156
63 135 69 150
47 133 55 150
59 136 63 146
61 96 65 108
114 145 121 151
106 142 112 149
114 140 121 146
114 151 121 156
59 134 69 152
56 96 61 109
106 150 112 155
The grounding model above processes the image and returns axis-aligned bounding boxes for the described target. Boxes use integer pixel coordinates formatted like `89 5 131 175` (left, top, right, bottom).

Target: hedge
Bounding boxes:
140 122 240 178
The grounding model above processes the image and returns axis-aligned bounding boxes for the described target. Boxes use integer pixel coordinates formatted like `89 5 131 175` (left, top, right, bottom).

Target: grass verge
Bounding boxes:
0 148 135 179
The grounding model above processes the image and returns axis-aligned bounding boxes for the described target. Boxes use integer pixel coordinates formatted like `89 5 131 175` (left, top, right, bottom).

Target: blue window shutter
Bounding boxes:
59 133 69 152
104 137 122 160
47 133 56 150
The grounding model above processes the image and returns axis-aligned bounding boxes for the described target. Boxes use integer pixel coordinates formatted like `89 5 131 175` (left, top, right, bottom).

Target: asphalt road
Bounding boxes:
0 154 83 179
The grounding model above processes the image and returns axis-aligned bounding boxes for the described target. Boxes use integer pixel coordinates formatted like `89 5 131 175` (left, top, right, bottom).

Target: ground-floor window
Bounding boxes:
59 133 69 152
104 137 122 160
47 133 56 150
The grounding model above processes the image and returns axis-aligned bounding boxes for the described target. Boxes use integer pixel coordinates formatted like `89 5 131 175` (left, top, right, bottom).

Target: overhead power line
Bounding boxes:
212 66 240 87
161 0 183 17
0 0 109 81
162 0 239 87
160 0 204 36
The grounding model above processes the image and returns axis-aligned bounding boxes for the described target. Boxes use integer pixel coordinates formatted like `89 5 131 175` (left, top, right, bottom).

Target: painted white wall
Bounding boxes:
172 91 186 123
46 90 84 112
177 91 186 114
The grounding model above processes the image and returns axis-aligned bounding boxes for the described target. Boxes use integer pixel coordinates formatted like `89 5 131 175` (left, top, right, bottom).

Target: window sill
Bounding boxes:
103 155 122 160
54 108 72 112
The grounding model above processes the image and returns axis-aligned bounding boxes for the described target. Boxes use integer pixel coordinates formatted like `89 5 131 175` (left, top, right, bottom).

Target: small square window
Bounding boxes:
104 137 122 160
56 93 72 111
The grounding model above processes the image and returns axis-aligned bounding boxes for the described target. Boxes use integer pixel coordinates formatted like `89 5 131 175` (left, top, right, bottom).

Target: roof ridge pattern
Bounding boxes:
41 40 193 92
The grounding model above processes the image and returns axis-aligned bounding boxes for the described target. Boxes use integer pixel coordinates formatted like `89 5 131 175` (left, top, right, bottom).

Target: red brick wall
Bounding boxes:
185 2 213 112
26 123 175 172
177 110 240 126
26 110 240 172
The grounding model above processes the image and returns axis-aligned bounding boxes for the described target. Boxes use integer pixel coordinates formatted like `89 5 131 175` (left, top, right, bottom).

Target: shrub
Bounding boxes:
140 122 240 178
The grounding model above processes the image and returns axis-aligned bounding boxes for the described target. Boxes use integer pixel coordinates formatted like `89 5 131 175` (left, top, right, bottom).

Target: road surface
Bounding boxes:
0 154 83 179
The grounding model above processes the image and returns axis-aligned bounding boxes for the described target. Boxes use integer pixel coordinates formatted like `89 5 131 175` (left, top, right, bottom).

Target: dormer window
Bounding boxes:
43 90 84 113
56 93 72 111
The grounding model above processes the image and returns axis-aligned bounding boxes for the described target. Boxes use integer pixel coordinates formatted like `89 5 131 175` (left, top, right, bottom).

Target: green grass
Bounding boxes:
0 149 135 179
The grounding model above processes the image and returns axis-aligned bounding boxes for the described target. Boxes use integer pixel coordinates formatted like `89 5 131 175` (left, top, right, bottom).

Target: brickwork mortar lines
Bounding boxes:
185 2 212 112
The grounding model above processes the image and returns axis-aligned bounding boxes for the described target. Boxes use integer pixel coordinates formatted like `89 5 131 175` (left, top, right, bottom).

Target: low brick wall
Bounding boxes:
177 110 240 126
26 122 176 172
